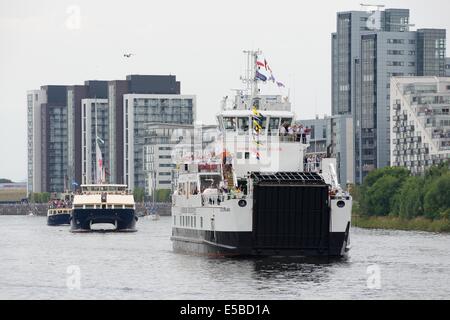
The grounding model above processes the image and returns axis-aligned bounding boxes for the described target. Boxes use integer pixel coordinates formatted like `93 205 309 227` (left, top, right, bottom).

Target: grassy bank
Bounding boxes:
0 189 27 202
352 215 450 233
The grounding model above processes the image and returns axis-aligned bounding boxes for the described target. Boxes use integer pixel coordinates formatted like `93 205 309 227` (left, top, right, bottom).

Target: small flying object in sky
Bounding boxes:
123 53 134 58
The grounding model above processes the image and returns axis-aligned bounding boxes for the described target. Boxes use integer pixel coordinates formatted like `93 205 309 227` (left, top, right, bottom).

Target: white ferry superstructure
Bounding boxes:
170 50 352 257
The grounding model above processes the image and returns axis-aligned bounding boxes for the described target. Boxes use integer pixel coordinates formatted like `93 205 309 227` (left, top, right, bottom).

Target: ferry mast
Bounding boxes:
241 49 262 109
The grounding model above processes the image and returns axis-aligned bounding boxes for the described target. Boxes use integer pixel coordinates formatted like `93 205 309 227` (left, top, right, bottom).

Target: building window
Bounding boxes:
387 61 404 67
388 50 404 55
387 39 404 44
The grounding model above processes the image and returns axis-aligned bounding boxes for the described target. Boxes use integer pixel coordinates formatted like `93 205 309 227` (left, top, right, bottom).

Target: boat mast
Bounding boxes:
94 96 103 184
242 49 262 109
95 96 98 184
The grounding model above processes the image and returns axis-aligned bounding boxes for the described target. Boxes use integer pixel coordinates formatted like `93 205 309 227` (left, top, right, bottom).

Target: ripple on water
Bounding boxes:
0 216 450 299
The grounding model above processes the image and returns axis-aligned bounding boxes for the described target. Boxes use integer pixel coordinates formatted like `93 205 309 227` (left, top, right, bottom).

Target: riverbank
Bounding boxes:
352 215 450 233
0 203 172 216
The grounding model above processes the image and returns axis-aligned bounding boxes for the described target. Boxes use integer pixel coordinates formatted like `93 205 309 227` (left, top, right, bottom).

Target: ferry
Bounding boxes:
70 184 137 232
70 107 138 232
170 50 352 257
47 193 72 226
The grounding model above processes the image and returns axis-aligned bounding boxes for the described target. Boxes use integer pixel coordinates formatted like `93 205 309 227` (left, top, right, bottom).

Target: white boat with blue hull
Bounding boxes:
47 208 72 226
171 50 352 257
70 184 137 232
47 193 73 226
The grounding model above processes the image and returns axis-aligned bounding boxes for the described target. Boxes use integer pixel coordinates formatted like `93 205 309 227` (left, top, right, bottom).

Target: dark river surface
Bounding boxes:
1 215 449 299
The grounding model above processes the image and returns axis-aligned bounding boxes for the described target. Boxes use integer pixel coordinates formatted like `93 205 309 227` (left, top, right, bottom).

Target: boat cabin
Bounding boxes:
218 110 295 138
80 184 129 195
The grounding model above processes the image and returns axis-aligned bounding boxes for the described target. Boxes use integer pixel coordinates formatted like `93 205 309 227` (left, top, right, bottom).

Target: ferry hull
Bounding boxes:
171 174 351 258
70 208 137 232
47 213 71 226
171 228 350 257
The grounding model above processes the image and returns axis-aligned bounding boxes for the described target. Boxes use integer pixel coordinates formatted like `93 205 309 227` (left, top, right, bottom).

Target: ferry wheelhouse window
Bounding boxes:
224 117 236 131
281 118 292 127
178 183 186 195
237 117 249 134
190 182 198 195
268 117 280 135
200 174 221 192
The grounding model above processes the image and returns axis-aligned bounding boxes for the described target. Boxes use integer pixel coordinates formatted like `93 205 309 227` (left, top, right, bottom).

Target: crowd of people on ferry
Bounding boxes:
48 199 72 209
304 154 325 172
279 123 311 143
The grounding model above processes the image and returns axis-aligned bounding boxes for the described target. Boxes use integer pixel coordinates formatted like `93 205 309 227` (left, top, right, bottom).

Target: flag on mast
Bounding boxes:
255 70 267 82
96 141 103 184
256 61 265 68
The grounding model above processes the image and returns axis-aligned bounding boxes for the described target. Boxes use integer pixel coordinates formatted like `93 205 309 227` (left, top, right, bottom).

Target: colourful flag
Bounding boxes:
96 141 103 184
268 73 275 83
255 70 267 82
256 61 265 68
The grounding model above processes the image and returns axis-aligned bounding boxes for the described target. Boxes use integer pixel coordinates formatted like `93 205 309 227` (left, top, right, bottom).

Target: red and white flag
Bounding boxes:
256 61 265 68
96 141 103 184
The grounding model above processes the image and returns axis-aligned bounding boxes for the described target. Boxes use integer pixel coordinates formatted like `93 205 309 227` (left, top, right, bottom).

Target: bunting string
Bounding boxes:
252 106 264 160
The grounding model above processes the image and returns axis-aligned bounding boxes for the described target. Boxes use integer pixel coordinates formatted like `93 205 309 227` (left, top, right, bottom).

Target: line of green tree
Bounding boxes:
0 178 13 183
351 162 450 220
133 188 171 203
28 192 51 203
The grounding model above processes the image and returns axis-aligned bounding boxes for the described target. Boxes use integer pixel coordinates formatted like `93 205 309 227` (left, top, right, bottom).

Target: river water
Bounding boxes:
1 215 449 300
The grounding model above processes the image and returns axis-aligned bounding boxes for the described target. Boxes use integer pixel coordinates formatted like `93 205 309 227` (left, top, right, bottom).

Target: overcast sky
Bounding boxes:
1 0 449 181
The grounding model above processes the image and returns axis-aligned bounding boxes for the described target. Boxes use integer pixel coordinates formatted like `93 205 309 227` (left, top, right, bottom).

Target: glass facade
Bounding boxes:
81 100 109 184
357 35 377 182
417 29 447 76
47 106 68 192
108 83 116 183
143 123 217 195
124 95 195 190
336 13 352 115
67 89 75 186
27 93 34 194
446 58 450 77
296 117 331 155
355 31 419 183
333 9 447 184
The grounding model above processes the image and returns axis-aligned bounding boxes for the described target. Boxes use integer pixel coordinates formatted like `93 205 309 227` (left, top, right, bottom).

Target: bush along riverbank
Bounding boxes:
352 215 450 233
349 162 450 233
